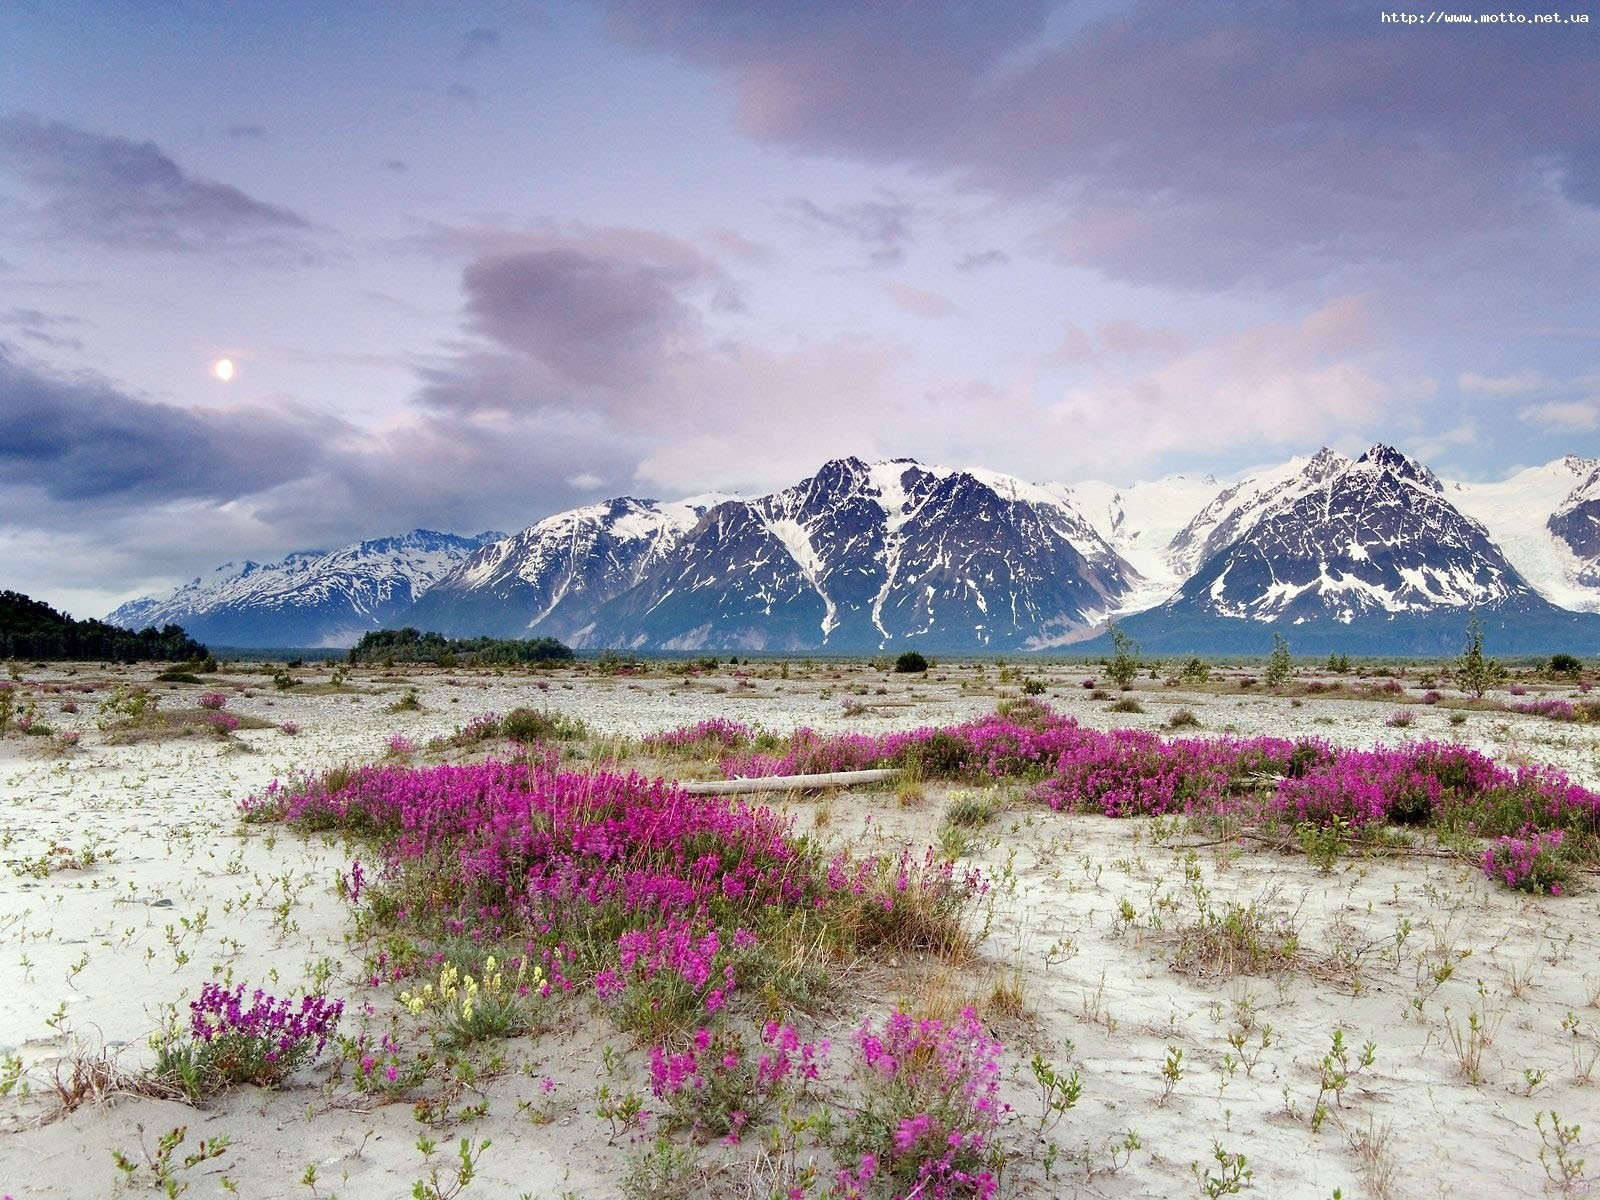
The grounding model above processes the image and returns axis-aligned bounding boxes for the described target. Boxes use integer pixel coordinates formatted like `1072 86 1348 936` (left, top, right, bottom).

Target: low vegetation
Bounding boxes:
346 627 574 666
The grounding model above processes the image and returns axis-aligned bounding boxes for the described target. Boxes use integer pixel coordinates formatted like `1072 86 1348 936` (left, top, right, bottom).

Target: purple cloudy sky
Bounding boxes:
2 0 1598 616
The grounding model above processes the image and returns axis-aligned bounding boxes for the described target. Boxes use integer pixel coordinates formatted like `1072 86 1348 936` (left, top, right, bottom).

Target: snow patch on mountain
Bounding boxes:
1450 456 1600 612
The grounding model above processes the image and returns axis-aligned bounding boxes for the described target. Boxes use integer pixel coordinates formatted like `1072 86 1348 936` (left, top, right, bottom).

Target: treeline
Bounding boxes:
346 627 574 666
0 590 209 663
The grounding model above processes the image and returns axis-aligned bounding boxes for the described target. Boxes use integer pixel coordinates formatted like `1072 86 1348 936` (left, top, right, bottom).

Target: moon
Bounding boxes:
212 358 235 382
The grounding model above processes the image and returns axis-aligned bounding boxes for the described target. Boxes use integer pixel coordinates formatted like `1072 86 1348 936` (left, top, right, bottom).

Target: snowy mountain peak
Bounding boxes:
108 529 500 646
1355 443 1441 492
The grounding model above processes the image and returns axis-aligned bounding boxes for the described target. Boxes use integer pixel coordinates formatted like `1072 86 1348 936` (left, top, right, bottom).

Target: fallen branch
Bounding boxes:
679 768 901 796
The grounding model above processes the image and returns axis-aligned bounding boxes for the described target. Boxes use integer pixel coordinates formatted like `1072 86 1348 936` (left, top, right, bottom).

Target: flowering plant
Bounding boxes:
157 983 343 1096
1481 829 1572 895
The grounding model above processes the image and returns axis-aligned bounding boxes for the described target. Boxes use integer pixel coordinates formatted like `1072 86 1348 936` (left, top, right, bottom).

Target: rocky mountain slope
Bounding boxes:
111 448 1600 653
108 530 501 647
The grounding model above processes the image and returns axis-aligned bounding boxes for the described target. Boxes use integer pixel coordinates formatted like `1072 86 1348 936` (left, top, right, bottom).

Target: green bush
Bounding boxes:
1455 619 1507 699
1264 634 1292 687
894 651 929 674
499 706 586 742
1106 626 1139 690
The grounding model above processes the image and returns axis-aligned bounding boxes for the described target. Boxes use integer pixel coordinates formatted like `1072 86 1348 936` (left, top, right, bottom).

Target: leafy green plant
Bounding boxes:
1030 1051 1082 1134
1265 633 1292 688
111 1125 229 1198
894 650 929 674
412 1136 490 1200
1536 1111 1587 1197
1455 619 1507 699
1192 1141 1252 1197
1106 626 1140 690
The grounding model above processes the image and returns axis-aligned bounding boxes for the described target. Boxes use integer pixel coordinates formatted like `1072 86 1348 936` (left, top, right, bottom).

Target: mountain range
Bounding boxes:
108 447 1600 655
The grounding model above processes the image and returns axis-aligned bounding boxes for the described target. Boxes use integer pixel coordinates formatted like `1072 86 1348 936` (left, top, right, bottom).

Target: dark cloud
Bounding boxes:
0 345 329 502
786 196 915 266
223 124 267 141
459 239 709 390
603 1 1600 289
0 113 311 252
2 308 86 351
379 158 409 173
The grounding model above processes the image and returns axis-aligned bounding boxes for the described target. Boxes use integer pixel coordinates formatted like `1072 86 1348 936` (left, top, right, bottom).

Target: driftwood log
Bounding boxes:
679 768 900 796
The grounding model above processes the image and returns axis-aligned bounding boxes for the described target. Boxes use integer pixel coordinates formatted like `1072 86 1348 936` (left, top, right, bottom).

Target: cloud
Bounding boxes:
602 2 1600 289
882 282 960 318
0 113 311 253
456 233 715 393
2 307 85 351
1051 319 1184 364
1520 400 1600 433
1458 370 1553 396
955 249 1009 272
785 196 916 266
0 345 331 503
1044 295 1395 474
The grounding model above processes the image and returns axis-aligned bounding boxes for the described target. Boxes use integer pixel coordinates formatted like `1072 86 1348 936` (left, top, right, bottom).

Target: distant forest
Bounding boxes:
0 591 209 662
346 627 574 666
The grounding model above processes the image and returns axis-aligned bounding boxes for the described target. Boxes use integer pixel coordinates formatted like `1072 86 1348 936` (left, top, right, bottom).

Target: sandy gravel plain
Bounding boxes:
2 656 1598 1199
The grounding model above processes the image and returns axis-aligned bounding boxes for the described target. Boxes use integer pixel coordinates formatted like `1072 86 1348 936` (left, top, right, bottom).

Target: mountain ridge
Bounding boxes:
110 447 1600 653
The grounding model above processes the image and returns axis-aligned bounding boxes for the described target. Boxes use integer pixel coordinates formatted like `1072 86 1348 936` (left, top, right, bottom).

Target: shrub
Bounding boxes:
1264 634 1292 688
1385 710 1414 728
500 706 586 742
1167 709 1201 729
838 1006 1004 1200
196 692 227 711
1179 657 1211 684
1108 698 1144 714
1106 626 1139 690
204 712 240 737
649 1020 827 1138
1550 653 1582 677
1481 830 1573 896
1020 677 1046 696
156 983 343 1099
643 718 754 755
1455 619 1507 699
894 651 929 674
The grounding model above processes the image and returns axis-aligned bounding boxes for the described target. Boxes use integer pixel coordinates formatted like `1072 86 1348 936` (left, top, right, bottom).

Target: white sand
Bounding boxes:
1 660 1597 1198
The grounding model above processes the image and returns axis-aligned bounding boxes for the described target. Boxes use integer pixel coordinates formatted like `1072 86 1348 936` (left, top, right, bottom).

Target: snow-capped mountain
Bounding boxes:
1552 464 1600 590
574 458 1137 651
1112 445 1600 653
1450 455 1600 613
108 530 502 647
403 495 726 640
109 448 1600 654
1056 472 1229 612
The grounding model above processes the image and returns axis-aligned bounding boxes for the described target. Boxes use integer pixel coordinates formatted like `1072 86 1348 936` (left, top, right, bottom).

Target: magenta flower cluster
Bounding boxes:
1481 829 1568 895
197 691 228 711
1508 697 1600 723
246 760 981 1033
643 717 755 753
187 982 344 1085
204 711 240 735
839 1005 1004 1200
715 708 1600 839
648 1020 829 1137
